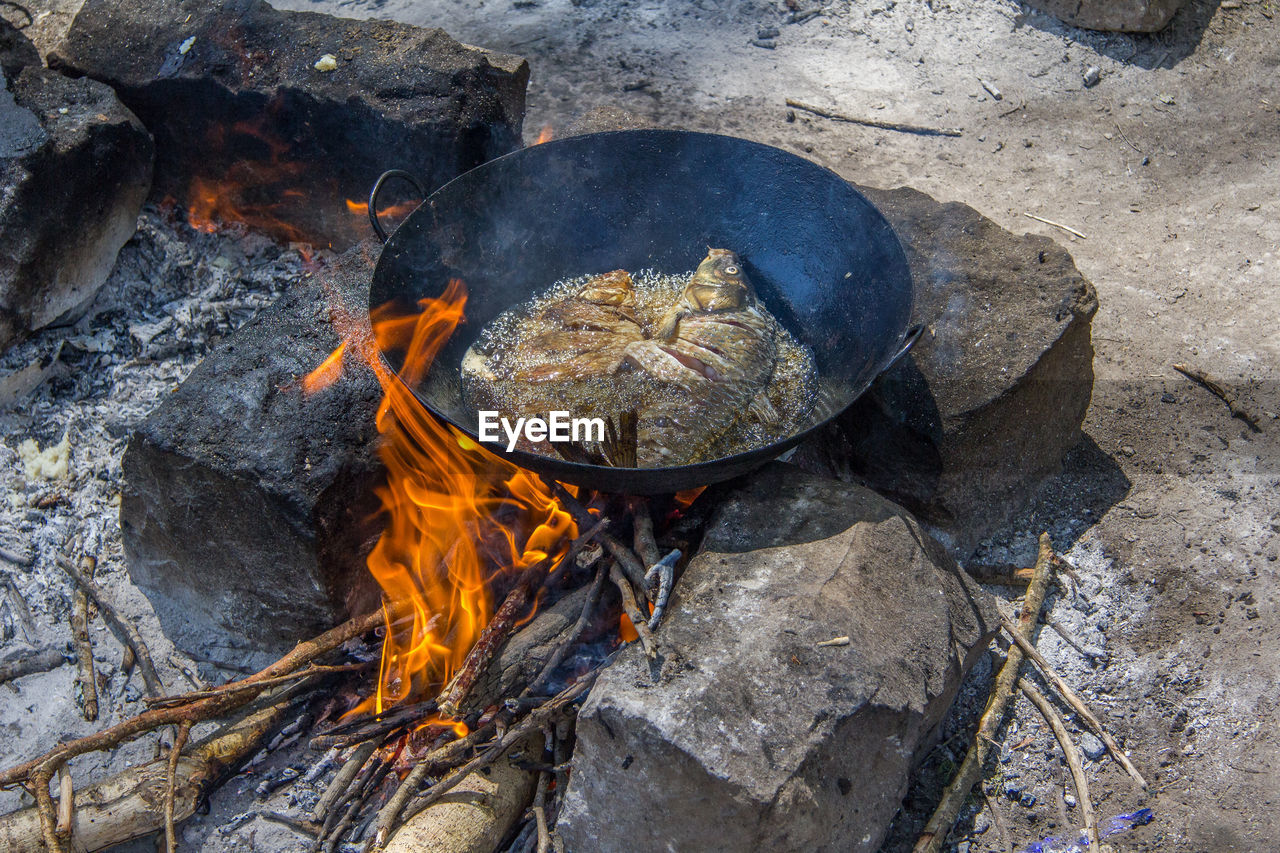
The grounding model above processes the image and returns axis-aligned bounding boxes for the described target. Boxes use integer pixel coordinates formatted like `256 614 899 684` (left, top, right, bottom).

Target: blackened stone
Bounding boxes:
1024 0 1189 32
120 241 385 670
1 18 40 78
49 0 529 248
0 67 153 352
559 462 996 853
793 186 1098 558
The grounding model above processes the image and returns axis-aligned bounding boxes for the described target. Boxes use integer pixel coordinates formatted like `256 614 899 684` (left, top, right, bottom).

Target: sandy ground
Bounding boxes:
5 0 1278 850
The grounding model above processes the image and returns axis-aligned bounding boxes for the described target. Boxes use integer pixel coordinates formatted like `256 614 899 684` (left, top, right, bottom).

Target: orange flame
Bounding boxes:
307 280 576 715
535 124 554 145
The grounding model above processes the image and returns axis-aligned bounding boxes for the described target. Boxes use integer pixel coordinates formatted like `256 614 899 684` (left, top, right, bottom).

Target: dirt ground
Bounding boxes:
10 0 1279 850
262 1 1276 849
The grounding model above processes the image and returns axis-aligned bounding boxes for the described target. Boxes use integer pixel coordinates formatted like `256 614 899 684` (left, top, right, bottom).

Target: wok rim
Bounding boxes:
369 128 915 494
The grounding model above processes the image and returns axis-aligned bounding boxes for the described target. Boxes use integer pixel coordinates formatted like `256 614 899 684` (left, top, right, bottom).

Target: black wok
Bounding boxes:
367 129 918 495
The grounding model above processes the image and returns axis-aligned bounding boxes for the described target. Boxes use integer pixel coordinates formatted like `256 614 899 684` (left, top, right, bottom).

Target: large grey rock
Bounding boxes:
793 186 1098 557
49 0 529 248
559 463 996 853
1024 0 1189 32
120 241 385 671
0 67 153 352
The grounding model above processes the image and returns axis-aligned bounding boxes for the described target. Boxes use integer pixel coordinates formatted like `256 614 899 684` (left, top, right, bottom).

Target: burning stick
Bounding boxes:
524 563 608 697
645 550 680 631
368 724 495 850
399 669 601 825
438 556 554 718
547 481 650 603
532 728 554 853
69 554 99 721
912 533 1056 853
609 562 658 660
628 497 661 568
1019 678 1101 851
313 742 379 825
1000 614 1147 788
308 698 438 751
57 554 163 699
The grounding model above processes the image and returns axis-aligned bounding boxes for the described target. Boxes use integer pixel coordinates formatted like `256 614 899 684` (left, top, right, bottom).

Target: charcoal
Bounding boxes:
49 0 529 248
0 67 153 353
1023 0 1189 32
793 185 1099 558
558 462 997 853
120 241 384 671
1 18 40 78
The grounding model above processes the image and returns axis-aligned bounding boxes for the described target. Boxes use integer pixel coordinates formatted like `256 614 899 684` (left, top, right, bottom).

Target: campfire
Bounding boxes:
0 2 1164 852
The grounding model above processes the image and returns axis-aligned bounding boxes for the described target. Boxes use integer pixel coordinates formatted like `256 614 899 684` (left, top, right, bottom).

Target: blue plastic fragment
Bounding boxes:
1015 807 1153 853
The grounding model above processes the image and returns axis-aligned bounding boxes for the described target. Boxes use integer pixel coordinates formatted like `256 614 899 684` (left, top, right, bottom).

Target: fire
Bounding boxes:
344 198 422 222
535 124 554 145
306 280 575 715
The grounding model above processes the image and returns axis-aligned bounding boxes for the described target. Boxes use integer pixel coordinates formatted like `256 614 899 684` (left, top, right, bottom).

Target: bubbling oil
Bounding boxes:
461 269 818 466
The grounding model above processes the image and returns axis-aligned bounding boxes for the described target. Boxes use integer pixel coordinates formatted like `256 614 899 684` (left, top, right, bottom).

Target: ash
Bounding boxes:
0 208 334 849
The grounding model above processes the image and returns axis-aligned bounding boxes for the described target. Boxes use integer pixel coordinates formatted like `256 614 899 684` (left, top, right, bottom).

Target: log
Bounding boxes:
0 695 293 851
382 734 539 853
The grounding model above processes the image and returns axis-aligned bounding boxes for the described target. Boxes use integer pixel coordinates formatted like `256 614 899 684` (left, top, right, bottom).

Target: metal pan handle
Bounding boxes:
883 323 925 373
368 169 426 243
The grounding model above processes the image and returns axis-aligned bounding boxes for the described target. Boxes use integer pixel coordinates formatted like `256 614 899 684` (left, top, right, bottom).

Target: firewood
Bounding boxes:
381 733 539 853
0 694 294 852
0 648 66 686
70 554 98 721
609 562 657 660
438 557 554 718
57 554 163 699
912 533 1056 853
1019 679 1101 851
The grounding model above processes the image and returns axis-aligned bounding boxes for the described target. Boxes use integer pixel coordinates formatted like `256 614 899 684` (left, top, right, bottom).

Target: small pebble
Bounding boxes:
1083 66 1101 88
1064 792 1077 807
751 38 777 49
1080 732 1106 761
1020 793 1037 808
314 54 338 72
757 26 780 39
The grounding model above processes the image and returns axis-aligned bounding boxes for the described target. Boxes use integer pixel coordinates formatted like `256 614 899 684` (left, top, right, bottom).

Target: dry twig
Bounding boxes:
54 767 72 838
1023 212 1087 240
70 555 98 721
546 482 650 603
164 720 192 852
786 98 963 137
1000 614 1147 788
313 742 378 824
0 648 65 686
0 604 400 791
1172 363 1262 431
57 555 163 698
912 533 1056 853
1019 679 1100 850
533 729 553 853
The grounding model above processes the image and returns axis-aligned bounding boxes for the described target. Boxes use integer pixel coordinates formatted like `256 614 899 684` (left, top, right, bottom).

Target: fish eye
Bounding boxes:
724 265 739 275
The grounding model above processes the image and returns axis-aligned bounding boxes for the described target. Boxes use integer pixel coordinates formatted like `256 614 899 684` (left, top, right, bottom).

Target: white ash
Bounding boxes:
0 207 337 846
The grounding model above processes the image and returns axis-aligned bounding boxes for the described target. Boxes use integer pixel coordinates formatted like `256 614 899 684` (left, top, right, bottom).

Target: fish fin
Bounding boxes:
655 307 685 341
749 392 780 426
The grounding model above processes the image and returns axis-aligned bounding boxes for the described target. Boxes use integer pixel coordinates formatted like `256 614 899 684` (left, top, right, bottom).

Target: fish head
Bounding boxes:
686 248 755 312
576 269 637 308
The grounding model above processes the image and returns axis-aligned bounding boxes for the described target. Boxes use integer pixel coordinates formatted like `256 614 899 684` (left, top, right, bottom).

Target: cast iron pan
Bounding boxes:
367 129 918 495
